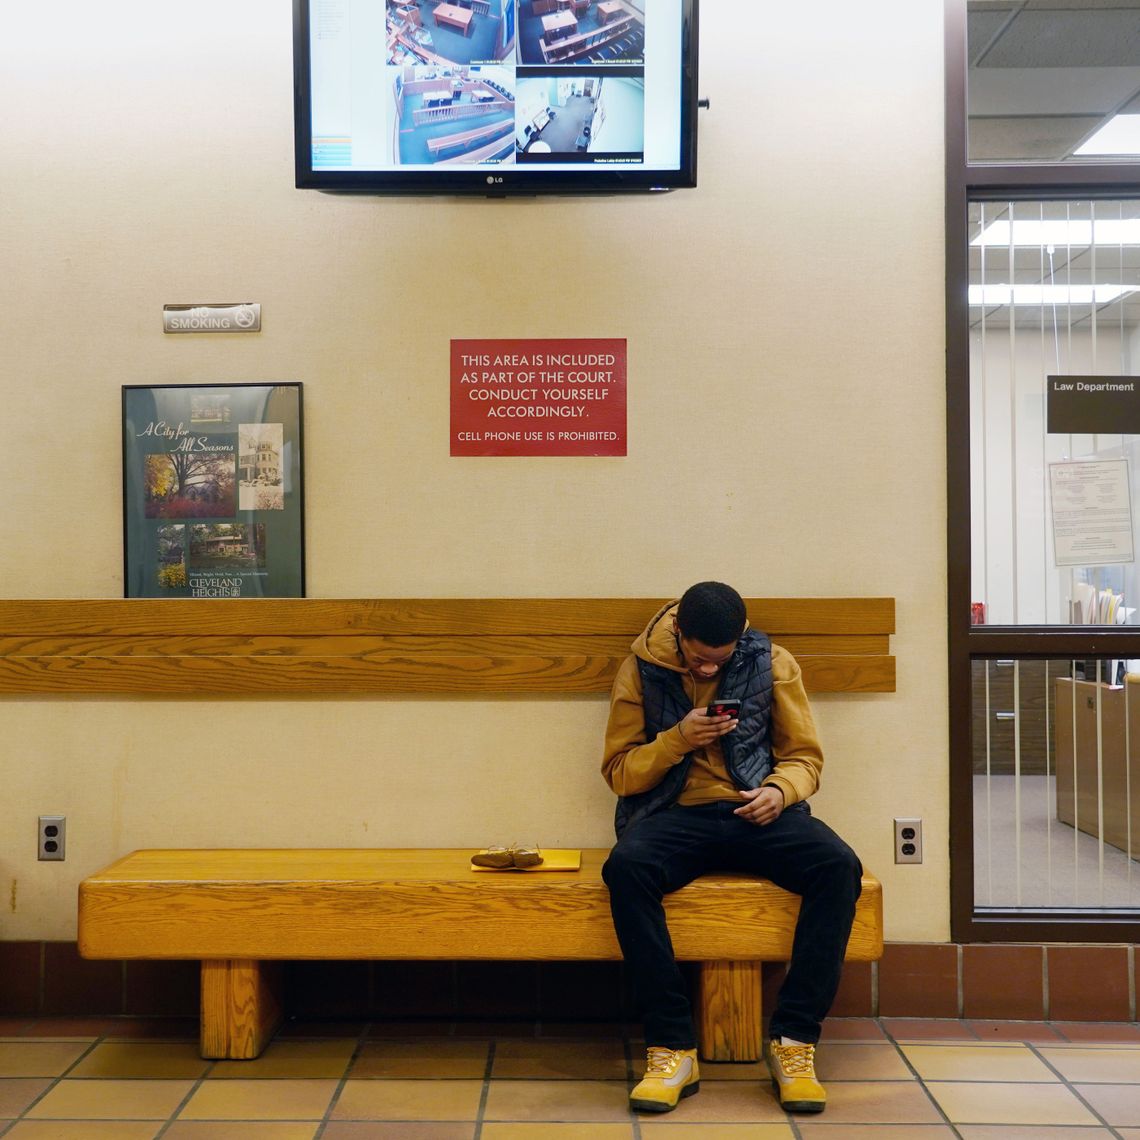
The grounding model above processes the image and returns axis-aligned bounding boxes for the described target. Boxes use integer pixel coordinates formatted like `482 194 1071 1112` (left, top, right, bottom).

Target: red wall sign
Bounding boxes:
451 338 627 457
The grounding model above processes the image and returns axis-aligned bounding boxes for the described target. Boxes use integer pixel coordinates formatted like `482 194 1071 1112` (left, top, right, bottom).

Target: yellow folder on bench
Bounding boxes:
470 848 582 872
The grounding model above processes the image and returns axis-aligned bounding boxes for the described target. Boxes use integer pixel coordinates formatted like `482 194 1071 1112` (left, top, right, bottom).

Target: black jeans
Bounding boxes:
602 800 862 1048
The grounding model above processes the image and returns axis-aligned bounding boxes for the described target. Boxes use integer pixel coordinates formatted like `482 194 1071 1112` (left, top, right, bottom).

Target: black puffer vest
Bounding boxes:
614 628 806 837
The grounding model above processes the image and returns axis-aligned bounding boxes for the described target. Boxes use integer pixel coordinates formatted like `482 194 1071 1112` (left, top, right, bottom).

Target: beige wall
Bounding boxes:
0 1 948 941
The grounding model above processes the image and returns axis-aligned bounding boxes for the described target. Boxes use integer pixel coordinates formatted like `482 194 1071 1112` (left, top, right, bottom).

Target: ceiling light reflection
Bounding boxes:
968 283 1137 306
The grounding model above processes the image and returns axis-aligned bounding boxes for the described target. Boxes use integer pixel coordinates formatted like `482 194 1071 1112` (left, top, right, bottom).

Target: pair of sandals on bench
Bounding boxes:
471 844 543 869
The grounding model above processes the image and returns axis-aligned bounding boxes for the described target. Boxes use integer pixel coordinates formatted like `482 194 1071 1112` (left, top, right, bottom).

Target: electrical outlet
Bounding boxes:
38 815 66 861
894 818 922 864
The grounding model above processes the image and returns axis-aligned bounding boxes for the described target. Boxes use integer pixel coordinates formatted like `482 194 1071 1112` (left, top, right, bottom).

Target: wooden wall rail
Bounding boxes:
0 598 895 696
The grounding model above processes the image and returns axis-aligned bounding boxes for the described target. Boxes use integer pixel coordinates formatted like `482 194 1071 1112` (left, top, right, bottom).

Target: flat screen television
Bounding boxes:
292 0 698 195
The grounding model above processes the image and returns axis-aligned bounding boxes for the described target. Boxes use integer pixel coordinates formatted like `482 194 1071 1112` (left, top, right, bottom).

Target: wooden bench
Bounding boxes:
79 847 883 1062
428 118 513 157
0 597 893 1061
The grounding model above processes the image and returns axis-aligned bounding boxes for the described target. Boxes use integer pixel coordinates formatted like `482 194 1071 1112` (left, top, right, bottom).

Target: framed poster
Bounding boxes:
122 383 305 598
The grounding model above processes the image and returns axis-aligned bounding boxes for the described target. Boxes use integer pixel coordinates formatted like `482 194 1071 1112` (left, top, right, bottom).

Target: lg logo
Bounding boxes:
486 175 504 184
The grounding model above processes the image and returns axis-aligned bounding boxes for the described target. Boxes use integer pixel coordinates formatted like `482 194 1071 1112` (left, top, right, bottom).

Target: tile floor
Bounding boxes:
1 1017 1140 1138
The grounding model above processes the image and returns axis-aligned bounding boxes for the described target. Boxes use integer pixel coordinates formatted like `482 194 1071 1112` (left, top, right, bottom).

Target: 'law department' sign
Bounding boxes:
1047 375 1140 434
451 338 627 456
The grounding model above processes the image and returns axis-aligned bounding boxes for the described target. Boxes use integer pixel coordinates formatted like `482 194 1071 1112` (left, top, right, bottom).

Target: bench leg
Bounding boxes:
200 959 284 1060
696 960 762 1062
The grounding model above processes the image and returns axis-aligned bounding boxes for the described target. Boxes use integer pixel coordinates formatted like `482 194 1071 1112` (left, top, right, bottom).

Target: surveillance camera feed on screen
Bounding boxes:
306 0 687 184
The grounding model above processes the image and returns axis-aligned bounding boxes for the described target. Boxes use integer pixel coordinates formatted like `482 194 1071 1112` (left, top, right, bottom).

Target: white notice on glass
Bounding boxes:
1049 459 1135 567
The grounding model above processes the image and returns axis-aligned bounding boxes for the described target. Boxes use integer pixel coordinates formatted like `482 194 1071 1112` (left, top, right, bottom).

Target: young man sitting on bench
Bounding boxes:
600 581 863 1115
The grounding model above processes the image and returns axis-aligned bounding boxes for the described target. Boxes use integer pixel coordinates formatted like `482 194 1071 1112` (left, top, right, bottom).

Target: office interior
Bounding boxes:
518 0 644 67
387 0 515 68
515 75 642 157
6 8 1140 1130
969 200 1140 913
394 65 515 165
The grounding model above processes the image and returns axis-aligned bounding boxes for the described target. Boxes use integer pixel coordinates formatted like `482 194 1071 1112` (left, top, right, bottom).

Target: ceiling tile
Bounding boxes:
968 114 1105 160
979 9 1140 69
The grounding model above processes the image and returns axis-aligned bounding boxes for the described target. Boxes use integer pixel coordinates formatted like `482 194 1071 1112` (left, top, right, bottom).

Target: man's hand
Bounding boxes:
734 785 784 826
677 706 739 747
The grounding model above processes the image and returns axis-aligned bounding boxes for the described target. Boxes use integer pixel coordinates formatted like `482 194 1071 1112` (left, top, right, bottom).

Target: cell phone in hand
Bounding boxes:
706 699 741 718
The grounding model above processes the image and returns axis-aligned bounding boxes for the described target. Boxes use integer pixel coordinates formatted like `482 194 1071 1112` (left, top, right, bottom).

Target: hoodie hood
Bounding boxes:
632 600 686 673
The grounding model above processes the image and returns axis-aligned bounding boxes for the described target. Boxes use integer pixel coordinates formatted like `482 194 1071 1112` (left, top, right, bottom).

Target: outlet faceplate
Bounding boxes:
38 816 66 861
894 817 922 864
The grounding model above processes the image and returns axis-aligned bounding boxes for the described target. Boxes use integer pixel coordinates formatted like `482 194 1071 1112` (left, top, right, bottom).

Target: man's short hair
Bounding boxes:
676 581 747 647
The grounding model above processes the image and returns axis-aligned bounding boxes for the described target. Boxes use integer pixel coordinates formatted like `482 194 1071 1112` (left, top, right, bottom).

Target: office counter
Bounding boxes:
1055 676 1140 858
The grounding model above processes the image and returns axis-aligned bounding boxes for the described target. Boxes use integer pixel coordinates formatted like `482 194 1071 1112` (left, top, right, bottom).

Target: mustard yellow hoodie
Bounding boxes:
601 601 824 808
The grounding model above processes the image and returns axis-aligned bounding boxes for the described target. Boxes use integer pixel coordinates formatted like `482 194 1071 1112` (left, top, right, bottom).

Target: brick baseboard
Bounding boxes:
2 941 1136 1022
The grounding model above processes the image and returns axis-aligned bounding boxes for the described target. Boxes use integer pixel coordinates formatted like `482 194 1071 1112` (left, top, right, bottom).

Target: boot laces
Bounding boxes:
776 1042 816 1075
645 1046 683 1075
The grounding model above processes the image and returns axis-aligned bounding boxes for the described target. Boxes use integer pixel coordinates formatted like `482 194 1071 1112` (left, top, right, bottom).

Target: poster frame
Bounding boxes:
121 382 306 598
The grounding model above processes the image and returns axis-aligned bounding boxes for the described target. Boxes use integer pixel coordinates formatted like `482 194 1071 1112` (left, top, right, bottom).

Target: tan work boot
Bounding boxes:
629 1046 700 1113
766 1038 826 1113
